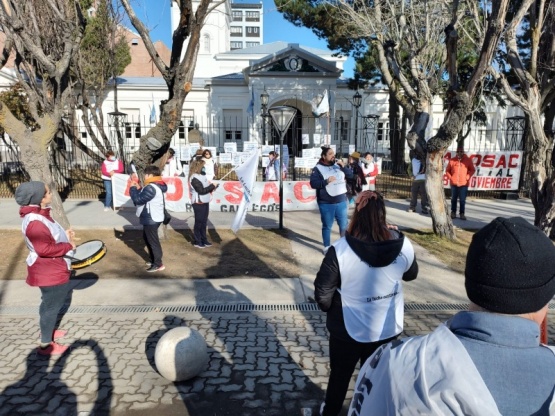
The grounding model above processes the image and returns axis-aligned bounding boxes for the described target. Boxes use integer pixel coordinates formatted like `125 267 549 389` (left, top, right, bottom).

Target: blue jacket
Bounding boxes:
130 181 168 225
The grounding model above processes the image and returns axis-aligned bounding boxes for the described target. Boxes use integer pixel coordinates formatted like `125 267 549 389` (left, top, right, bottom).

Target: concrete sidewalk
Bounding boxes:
0 196 541 416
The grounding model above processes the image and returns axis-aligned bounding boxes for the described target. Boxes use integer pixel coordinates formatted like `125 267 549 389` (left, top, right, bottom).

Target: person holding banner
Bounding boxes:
190 158 219 248
446 146 475 220
101 150 124 212
310 146 353 253
315 191 418 416
130 166 167 272
15 181 76 356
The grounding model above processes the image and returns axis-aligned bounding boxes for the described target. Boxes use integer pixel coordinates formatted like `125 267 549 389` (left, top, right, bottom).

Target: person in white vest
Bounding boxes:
359 152 378 191
310 146 354 252
315 190 418 416
162 148 183 177
407 149 429 214
15 181 76 356
100 150 124 211
201 149 218 182
189 158 219 248
129 166 167 272
349 216 555 416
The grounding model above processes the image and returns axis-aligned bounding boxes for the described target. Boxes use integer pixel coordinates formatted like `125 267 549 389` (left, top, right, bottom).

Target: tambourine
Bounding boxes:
69 240 107 270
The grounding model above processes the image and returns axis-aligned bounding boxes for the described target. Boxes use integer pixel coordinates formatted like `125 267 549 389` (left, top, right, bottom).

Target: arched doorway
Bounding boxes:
269 107 303 157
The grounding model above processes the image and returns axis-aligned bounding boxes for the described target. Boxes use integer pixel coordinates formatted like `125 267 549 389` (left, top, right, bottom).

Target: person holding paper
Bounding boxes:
310 146 353 253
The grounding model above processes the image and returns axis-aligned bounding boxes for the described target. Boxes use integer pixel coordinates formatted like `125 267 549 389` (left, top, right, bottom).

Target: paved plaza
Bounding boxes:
0 197 551 415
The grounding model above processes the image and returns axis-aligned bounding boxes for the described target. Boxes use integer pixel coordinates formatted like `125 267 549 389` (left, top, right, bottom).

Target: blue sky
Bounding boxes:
130 0 355 78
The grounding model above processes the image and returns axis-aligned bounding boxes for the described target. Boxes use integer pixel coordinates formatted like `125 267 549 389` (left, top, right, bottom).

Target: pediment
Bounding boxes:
244 44 341 79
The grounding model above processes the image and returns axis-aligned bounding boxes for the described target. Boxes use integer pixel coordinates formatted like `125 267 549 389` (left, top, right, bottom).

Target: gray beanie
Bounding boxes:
15 181 46 206
465 216 555 314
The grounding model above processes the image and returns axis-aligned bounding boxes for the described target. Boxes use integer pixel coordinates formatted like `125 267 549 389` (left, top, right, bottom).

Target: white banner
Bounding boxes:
112 174 319 212
443 150 523 191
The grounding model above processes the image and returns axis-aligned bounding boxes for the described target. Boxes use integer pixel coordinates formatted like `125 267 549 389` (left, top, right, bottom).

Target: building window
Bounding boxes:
178 121 186 140
377 121 389 141
334 116 349 141
246 11 260 21
203 34 211 53
125 122 141 139
246 27 259 37
230 26 242 37
223 110 243 141
232 11 242 21
230 41 243 50
246 42 259 48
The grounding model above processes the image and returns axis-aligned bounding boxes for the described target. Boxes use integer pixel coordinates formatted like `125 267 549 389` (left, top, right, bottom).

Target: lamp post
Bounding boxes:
353 90 362 150
260 89 269 145
268 105 297 230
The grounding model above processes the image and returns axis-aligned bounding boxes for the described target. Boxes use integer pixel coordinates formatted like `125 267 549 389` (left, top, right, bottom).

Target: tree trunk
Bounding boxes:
426 149 455 238
388 91 404 174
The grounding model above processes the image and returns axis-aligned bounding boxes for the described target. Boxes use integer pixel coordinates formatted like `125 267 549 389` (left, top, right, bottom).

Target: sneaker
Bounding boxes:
451 212 456 219
202 242 213 248
460 213 467 220
194 243 206 249
407 207 416 213
145 262 152 268
146 265 165 272
103 207 110 212
37 342 69 356
39 329 67 341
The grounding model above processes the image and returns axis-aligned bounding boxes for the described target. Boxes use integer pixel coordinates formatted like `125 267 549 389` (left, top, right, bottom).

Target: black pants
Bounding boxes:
39 282 71 344
322 334 397 416
143 223 163 267
192 203 210 245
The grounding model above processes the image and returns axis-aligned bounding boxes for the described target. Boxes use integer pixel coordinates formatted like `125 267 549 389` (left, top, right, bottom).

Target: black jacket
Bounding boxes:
309 160 352 204
314 231 418 342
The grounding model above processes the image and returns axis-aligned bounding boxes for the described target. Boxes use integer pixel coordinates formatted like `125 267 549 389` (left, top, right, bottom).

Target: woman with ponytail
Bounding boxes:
314 190 418 416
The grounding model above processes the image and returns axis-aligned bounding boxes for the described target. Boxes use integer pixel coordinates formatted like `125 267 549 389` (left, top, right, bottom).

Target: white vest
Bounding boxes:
101 159 120 180
22 213 72 269
136 184 164 222
334 237 414 342
316 164 347 196
190 174 212 203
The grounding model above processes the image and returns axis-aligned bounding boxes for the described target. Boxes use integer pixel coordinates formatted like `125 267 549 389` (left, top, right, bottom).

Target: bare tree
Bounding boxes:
330 0 510 237
0 0 86 227
120 0 226 174
494 0 555 235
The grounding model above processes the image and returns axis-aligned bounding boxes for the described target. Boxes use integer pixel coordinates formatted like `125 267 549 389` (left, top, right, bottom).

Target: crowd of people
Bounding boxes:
15 145 554 416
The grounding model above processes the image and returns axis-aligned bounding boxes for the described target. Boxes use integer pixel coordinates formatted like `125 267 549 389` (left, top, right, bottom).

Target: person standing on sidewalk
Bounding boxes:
16 181 76 356
310 146 353 253
265 151 282 181
445 146 475 220
201 149 218 182
100 150 124 212
162 148 183 177
189 158 218 248
315 191 418 416
360 152 379 191
349 216 555 415
130 166 167 272
407 150 429 214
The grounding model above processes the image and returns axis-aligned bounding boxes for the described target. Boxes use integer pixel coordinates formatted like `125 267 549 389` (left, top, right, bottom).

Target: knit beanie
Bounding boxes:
465 216 555 314
15 181 46 206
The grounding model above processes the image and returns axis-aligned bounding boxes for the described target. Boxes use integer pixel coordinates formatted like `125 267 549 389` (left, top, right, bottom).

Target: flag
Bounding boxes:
231 148 260 233
247 88 254 119
150 95 156 124
312 90 329 117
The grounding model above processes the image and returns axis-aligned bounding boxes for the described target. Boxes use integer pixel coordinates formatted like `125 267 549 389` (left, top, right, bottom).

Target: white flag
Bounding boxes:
312 90 329 117
231 148 260 233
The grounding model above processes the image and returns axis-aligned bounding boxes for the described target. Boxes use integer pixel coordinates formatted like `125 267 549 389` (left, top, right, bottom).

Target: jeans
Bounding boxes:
143 223 163 267
318 200 348 247
103 179 113 208
192 203 210 245
322 335 396 416
410 180 429 211
39 283 71 343
451 185 468 214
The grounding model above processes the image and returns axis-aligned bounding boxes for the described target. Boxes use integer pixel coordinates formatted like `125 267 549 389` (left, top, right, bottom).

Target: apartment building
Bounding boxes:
229 1 263 51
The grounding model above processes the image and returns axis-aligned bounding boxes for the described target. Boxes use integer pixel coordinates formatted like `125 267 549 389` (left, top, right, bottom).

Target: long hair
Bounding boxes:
189 158 205 175
347 191 392 242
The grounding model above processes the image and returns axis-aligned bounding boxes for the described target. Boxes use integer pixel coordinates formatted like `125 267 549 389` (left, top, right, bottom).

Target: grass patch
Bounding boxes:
403 228 476 274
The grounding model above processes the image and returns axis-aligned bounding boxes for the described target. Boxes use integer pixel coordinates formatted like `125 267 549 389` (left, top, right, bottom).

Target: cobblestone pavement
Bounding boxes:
0 309 463 416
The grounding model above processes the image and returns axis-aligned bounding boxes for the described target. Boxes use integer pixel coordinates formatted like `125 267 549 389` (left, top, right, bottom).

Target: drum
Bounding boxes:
70 240 107 269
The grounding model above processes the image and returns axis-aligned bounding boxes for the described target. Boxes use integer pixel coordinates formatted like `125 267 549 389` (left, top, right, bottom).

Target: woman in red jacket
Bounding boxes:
16 181 76 356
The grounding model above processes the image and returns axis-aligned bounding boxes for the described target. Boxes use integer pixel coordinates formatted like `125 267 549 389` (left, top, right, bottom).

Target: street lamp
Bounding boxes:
260 89 269 145
353 90 362 150
268 105 297 230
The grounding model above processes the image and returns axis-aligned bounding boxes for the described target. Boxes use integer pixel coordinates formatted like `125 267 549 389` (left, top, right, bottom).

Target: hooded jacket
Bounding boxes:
314 231 418 342
19 206 74 287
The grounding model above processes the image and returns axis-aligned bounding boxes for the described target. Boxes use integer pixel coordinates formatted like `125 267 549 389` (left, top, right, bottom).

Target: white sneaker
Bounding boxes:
103 207 110 212
322 246 330 255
